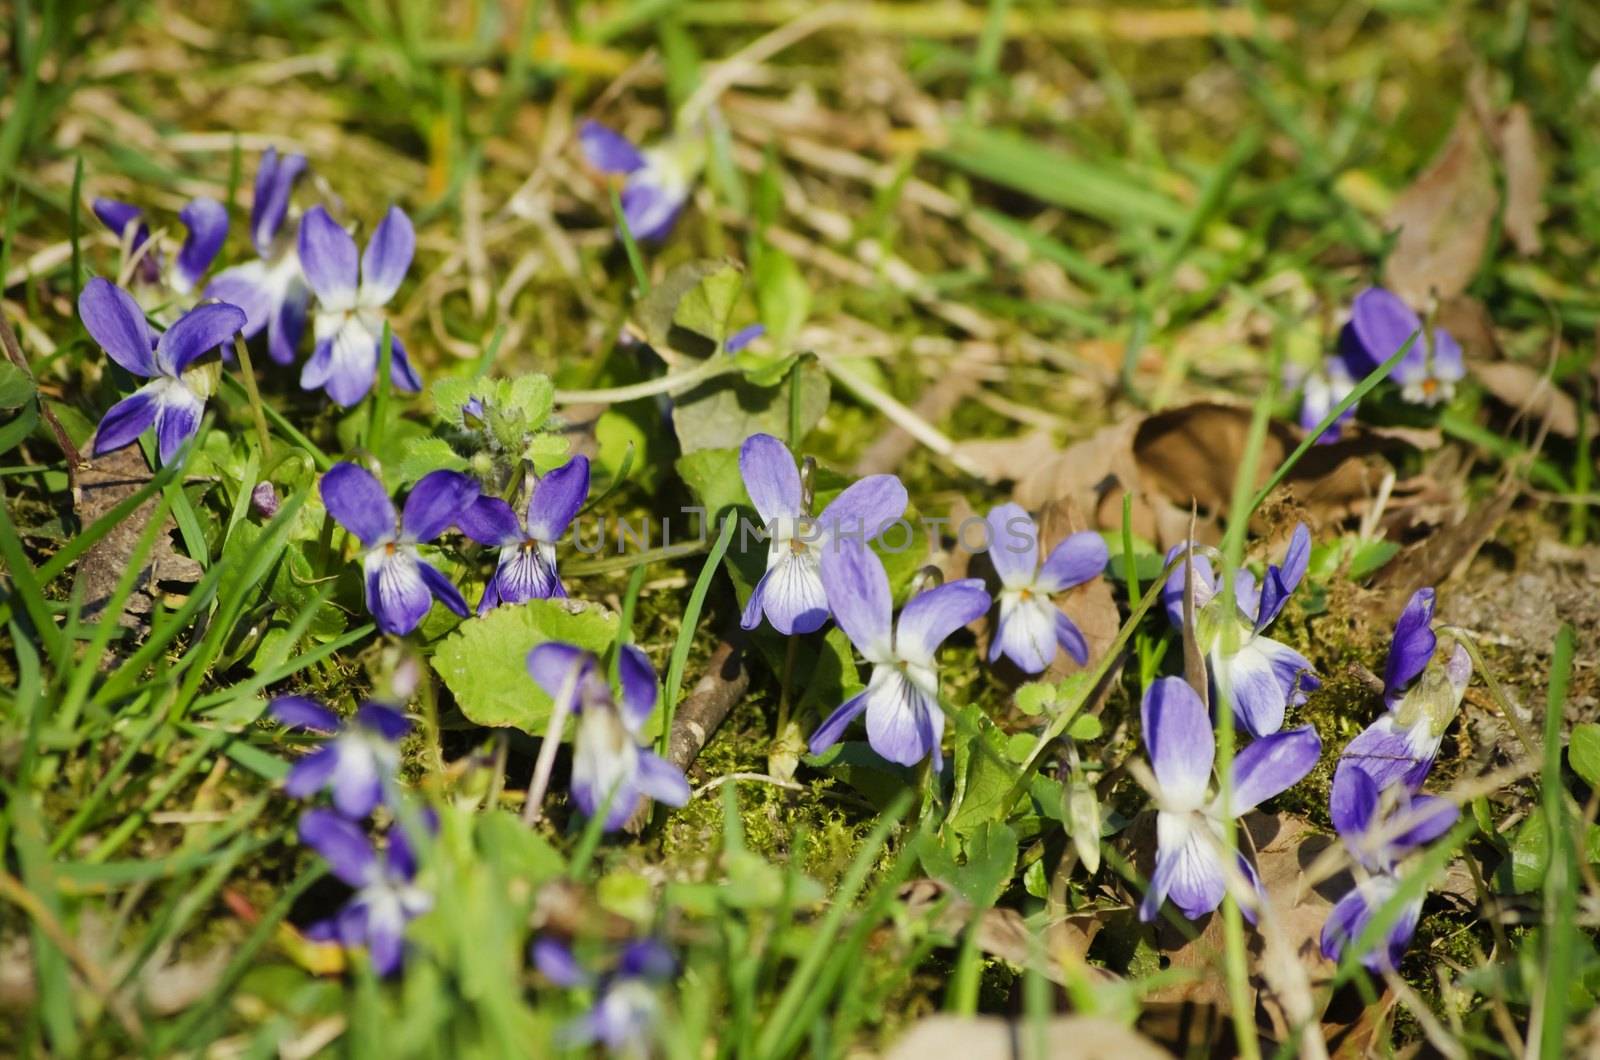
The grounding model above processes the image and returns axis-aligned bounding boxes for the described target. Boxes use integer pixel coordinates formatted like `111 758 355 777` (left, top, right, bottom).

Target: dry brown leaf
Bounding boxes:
884 1014 1172 1060
1497 103 1546 257
1474 360 1591 439
898 878 1108 984
1372 479 1520 605
70 445 202 628
1435 294 1501 362
1382 107 1498 304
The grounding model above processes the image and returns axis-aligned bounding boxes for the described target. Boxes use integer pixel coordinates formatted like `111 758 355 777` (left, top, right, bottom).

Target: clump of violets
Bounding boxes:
80 277 245 463
1341 286 1464 407
319 463 477 635
533 936 676 1053
461 455 589 612
809 543 990 770
298 808 433 977
578 120 703 241
1320 764 1458 972
93 195 228 300
1138 676 1321 921
205 148 312 366
1162 525 1318 738
983 502 1108 673
270 696 409 818
297 204 421 405
525 642 689 830
1334 587 1471 795
738 433 909 636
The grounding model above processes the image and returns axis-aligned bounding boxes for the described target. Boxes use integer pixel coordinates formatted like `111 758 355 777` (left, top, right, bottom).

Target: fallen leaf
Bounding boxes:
897 877 1108 983
1382 107 1498 303
70 446 202 629
1372 478 1520 606
884 1014 1171 1060
1496 103 1546 257
1474 360 1591 439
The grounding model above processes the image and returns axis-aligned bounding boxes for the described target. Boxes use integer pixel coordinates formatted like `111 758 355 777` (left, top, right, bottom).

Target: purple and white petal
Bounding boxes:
79 278 157 377
459 496 522 547
152 387 205 465
818 541 894 662
268 281 310 365
1343 287 1422 375
491 547 562 605
329 743 386 819
819 474 908 545
983 503 1039 589
989 593 1057 674
864 670 942 769
526 643 593 708
271 695 341 732
284 745 340 799
365 913 406 977
526 456 590 541
320 462 398 548
618 939 675 980
364 551 435 636
532 938 589 987
738 433 801 525
400 469 475 543
1227 725 1321 815
360 206 414 306
204 263 277 338
354 703 411 741
1055 612 1089 666
300 339 335 391
321 322 380 407
751 553 829 636
808 689 870 756
416 558 469 618
1035 531 1108 593
635 751 690 806
300 808 378 886
1384 588 1437 705
1329 763 1379 840
252 148 309 253
1141 677 1214 811
173 197 229 294
387 331 422 393
155 302 246 376
579 121 647 174
1337 716 1437 795
298 207 360 304
617 643 659 734
1161 543 1217 631
1389 794 1458 852
93 198 148 250
92 388 159 456
894 578 989 666
1431 328 1465 384
620 176 684 242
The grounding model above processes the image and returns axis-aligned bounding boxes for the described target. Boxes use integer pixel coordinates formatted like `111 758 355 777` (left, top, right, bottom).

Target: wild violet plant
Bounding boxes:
983 502 1109 673
460 455 590 612
319 463 477 635
1340 286 1464 407
80 277 245 463
525 642 689 830
298 808 433 977
1336 587 1472 794
1137 676 1321 921
737 432 909 636
578 120 700 241
534 936 677 1052
205 147 312 365
93 194 228 299
297 204 422 405
270 696 409 818
1162 525 1318 738
808 542 990 770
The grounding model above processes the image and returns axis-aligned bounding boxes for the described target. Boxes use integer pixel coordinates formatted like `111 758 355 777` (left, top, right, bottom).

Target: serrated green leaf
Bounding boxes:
670 359 830 454
430 376 478 427
432 599 619 733
522 431 571 474
1571 724 1600 788
507 374 554 430
1015 682 1054 716
674 263 744 345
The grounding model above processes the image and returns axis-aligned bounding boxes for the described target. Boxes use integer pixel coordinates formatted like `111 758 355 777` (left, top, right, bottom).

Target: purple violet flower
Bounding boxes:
298 808 432 977
1297 356 1357 444
983 502 1108 673
579 120 697 241
297 205 422 405
1162 525 1319 738
459 456 589 613
1137 676 1321 922
525 643 689 831
1340 287 1464 407
319 463 476 635
738 432 909 636
79 277 244 463
271 696 410 818
93 195 228 296
204 148 312 366
1320 765 1458 972
533 936 677 1053
1334 588 1471 794
808 543 990 770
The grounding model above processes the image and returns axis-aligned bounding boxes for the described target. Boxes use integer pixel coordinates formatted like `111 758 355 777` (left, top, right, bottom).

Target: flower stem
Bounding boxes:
367 321 394 455
524 663 581 826
774 634 799 739
552 356 737 405
230 335 274 462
